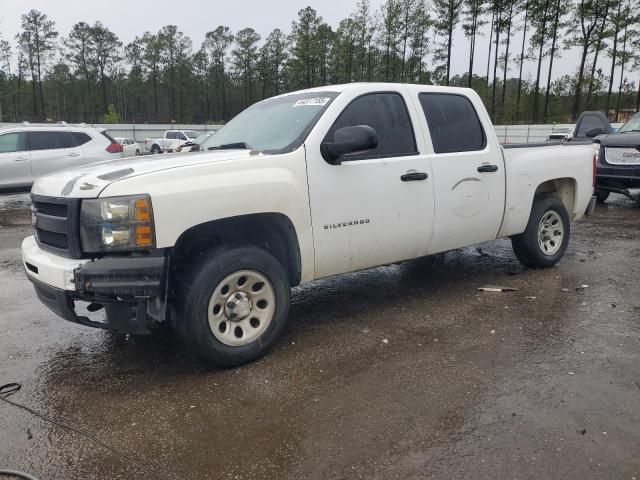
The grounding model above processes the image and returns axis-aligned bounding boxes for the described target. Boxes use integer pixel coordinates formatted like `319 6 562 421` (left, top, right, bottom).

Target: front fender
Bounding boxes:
99 148 315 281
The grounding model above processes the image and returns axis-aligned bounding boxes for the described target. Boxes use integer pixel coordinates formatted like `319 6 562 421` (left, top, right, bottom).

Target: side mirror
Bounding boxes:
585 127 605 138
321 125 378 164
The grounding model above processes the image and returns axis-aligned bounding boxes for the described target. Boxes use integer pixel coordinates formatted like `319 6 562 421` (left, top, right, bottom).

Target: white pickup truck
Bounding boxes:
144 129 200 154
22 83 597 367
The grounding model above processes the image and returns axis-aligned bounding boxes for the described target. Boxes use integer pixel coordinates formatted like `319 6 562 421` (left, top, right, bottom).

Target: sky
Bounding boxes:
0 0 632 88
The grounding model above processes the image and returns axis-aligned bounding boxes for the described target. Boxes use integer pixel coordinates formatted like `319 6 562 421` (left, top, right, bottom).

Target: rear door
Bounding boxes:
0 131 31 189
305 88 435 278
29 131 85 179
415 92 506 254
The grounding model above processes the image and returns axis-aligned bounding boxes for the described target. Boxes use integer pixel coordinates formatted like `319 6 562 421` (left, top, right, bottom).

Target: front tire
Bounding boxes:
511 195 570 268
175 246 290 367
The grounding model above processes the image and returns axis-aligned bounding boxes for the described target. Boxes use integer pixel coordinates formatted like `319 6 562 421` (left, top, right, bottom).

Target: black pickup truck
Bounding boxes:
573 111 640 204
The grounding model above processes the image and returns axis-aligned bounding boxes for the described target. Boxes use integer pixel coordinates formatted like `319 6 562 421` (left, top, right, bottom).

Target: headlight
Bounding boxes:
80 195 155 253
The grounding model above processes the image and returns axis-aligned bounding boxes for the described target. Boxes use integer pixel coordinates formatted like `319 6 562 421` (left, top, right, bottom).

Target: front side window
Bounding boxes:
178 133 188 141
0 132 27 153
201 91 338 154
419 93 486 154
29 131 75 151
323 92 417 162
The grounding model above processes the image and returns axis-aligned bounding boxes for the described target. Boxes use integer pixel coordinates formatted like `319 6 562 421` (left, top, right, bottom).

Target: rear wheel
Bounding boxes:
511 195 570 268
151 145 161 154
594 189 609 204
175 246 290 367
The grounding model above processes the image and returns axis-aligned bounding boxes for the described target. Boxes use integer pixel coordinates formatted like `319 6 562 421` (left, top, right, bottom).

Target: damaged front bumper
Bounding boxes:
22 235 169 335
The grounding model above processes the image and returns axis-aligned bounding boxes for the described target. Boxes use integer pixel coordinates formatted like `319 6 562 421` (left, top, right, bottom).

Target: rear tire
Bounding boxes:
595 189 609 204
151 145 161 154
511 195 570 268
175 246 290 367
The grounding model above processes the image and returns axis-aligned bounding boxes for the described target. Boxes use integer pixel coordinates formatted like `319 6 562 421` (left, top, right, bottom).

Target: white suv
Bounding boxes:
0 123 124 193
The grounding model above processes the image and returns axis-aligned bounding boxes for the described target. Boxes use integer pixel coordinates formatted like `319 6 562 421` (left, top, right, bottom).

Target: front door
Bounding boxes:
29 131 85 179
0 131 31 189
414 92 506 254
305 89 435 279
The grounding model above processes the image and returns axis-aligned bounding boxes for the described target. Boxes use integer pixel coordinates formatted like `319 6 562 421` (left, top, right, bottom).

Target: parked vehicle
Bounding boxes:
571 111 616 140
0 123 123 193
591 112 640 204
115 137 141 157
144 130 200 154
175 132 213 152
22 83 596 367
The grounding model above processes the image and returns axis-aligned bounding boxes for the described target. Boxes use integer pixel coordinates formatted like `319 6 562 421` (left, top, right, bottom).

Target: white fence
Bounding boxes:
0 122 624 145
0 123 222 144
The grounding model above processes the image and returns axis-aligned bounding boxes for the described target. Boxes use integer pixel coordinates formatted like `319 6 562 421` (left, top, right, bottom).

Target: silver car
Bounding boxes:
0 123 124 193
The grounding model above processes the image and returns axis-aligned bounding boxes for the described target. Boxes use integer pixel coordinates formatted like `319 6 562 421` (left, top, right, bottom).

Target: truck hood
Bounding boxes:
31 150 257 198
595 133 640 147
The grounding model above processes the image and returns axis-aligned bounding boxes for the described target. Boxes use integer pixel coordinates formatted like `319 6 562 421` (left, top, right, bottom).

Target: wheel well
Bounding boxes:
534 178 577 218
170 213 302 287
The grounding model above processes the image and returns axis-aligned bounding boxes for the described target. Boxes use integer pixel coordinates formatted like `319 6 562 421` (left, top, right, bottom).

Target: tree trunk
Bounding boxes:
532 0 549 124
515 2 529 123
615 21 628 120
446 24 453 86
101 70 108 114
543 0 561 122
606 1 622 118
486 11 495 88
500 3 514 121
152 70 159 123
586 5 609 108
468 11 477 88
491 9 501 121
586 39 602 108
571 44 589 121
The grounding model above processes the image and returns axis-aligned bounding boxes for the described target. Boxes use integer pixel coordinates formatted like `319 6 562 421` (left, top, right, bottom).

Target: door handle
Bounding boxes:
68 152 80 157
477 164 499 173
401 172 428 181
13 157 28 162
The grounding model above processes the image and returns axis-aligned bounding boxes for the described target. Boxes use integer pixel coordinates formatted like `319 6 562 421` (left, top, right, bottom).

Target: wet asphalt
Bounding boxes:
0 193 639 480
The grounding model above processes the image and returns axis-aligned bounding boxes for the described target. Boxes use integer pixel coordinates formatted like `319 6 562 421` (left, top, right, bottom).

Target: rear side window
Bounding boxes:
0 132 27 153
576 115 606 138
419 93 486 154
324 92 417 162
29 131 75 151
166 131 177 140
72 132 92 146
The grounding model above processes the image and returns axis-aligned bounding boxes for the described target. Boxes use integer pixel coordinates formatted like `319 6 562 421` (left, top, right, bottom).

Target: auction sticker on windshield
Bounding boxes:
293 97 331 107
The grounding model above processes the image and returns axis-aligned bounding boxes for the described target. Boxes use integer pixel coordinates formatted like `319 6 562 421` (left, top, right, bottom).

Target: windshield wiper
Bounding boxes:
619 129 640 133
208 142 252 150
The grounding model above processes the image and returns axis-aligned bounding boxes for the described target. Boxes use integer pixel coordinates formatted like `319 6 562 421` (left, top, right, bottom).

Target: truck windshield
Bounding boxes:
618 114 640 133
201 92 338 153
185 131 200 139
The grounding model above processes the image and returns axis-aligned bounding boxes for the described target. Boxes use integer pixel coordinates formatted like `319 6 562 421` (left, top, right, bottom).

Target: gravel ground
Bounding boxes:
0 193 639 480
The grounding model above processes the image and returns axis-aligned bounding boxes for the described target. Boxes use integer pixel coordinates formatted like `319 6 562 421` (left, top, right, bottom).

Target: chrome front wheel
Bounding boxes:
537 210 564 256
207 270 276 347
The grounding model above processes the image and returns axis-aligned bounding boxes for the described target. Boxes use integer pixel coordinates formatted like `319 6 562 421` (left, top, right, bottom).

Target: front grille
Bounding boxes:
33 201 68 218
32 195 82 258
36 228 69 249
605 147 640 165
